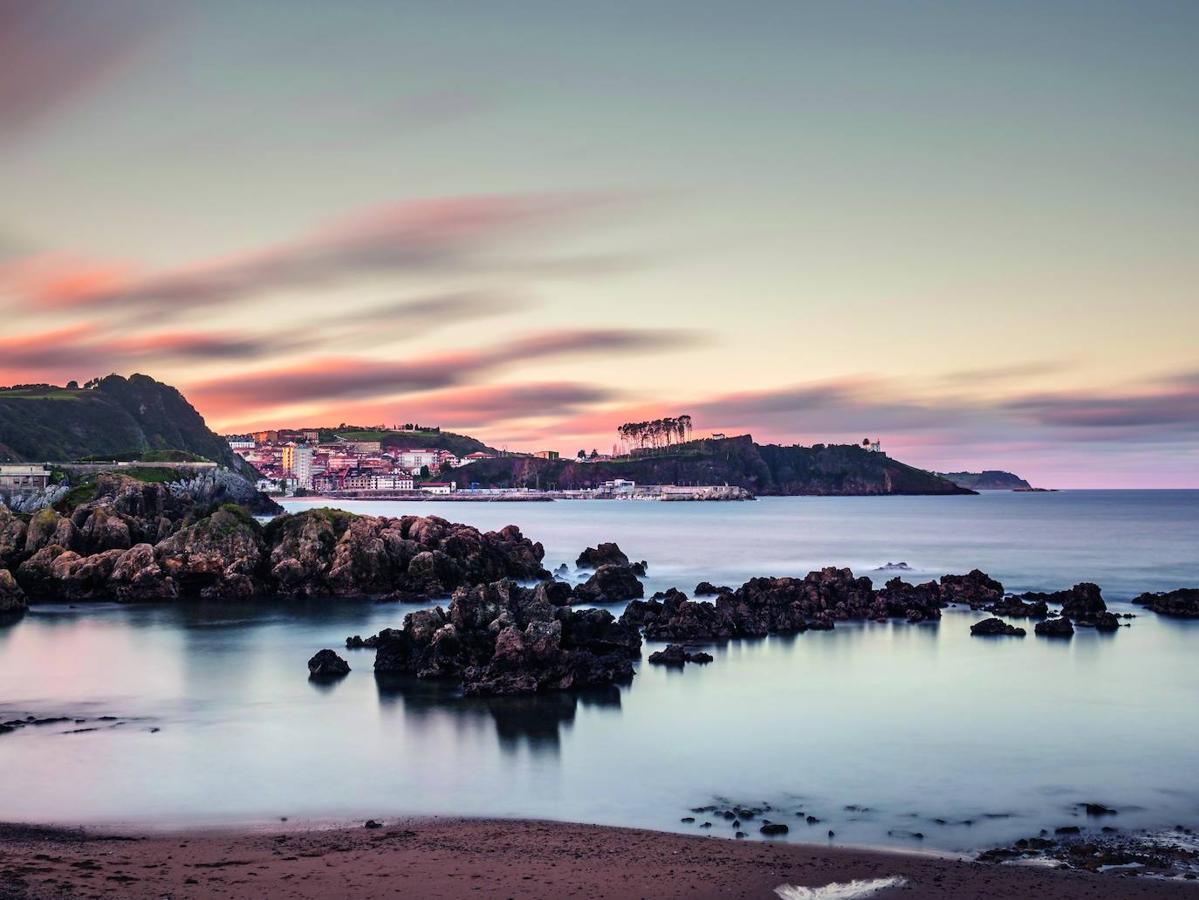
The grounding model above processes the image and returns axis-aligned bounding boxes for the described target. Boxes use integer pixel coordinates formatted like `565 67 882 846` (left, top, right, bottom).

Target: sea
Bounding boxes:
1 490 1196 853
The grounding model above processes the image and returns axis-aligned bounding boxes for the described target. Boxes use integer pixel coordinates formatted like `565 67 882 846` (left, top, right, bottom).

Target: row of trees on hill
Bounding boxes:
617 415 693 452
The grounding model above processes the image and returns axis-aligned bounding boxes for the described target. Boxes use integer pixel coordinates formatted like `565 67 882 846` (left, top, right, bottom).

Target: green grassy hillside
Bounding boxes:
0 374 255 477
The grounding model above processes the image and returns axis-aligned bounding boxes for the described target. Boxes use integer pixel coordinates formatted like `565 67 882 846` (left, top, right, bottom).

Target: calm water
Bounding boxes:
2 491 1197 852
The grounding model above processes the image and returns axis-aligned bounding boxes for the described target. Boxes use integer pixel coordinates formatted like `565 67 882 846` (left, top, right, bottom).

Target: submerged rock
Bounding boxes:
647 644 714 666
970 617 1026 637
986 595 1049 618
308 649 350 680
1035 617 1075 637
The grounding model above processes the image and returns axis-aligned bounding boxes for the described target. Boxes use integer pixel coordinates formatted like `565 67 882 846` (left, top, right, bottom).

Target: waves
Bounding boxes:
774 876 908 900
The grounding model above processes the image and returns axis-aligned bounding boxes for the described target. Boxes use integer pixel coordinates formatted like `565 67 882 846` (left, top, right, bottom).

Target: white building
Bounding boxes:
398 448 442 471
419 481 454 494
0 464 52 494
282 444 314 489
369 474 415 491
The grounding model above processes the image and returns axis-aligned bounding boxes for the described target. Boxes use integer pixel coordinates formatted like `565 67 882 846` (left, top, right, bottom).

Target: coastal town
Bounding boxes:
226 427 491 496
219 418 753 501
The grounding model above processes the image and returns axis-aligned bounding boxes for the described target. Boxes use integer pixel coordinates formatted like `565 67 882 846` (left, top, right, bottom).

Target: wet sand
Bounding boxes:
1 818 1195 899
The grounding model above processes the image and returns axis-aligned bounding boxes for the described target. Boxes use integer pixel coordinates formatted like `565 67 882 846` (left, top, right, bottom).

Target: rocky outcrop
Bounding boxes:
575 542 629 569
0 568 27 620
110 544 177 603
693 581 732 597
970 617 1026 637
0 507 27 569
156 506 263 601
939 570 1004 607
647 644 713 666
1035 617 1074 637
7 505 549 606
1131 588 1199 618
573 564 644 604
373 578 641 696
876 577 944 622
308 649 350 680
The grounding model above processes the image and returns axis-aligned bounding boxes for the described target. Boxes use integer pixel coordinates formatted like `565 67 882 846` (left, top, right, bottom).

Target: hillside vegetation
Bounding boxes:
0 374 255 477
455 435 972 496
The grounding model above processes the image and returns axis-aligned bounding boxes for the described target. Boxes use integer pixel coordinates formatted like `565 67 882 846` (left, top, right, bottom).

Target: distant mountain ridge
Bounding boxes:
456 435 973 496
940 470 1033 491
0 374 255 477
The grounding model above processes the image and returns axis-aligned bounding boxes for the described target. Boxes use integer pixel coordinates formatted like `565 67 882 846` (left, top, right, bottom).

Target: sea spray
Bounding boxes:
774 876 908 900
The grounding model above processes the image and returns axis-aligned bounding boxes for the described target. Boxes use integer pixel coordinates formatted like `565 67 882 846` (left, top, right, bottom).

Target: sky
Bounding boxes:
1 0 1197 487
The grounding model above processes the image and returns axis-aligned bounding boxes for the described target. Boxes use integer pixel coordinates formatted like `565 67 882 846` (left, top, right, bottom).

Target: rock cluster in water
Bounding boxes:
618 567 967 640
1132 588 1199 618
371 579 642 696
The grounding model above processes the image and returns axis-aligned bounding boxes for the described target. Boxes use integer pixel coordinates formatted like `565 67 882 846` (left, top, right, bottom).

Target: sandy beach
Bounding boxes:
1 818 1195 899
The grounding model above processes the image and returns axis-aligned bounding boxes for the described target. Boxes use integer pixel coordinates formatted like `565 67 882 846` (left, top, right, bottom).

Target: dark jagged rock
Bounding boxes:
760 823 789 836
1132 588 1199 618
573 564 644 604
1057 583 1107 623
575 542 629 569
986 595 1049 618
631 560 647 577
307 649 350 680
647 644 714 666
693 581 732 597
1021 583 1110 626
0 568 27 620
970 617 1026 637
373 579 641 696
939 570 1004 607
1035 616 1075 638
876 577 944 622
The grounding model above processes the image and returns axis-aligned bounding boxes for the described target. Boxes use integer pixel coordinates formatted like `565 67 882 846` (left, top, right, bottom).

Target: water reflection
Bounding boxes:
375 673 623 757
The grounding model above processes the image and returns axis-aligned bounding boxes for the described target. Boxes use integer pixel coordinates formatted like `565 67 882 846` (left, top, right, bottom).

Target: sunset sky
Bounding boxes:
2 1 1197 487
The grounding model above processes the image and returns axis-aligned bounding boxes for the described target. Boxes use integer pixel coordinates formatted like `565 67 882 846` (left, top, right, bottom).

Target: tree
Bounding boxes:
439 461 453 475
419 464 430 478
577 449 587 459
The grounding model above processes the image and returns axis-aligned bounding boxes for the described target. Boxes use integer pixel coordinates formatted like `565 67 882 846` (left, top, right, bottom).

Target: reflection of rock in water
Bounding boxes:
374 673 623 757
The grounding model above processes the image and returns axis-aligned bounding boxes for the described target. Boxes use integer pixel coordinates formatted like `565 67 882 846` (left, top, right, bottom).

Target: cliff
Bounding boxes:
0 374 255 478
454 436 972 496
940 470 1033 491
